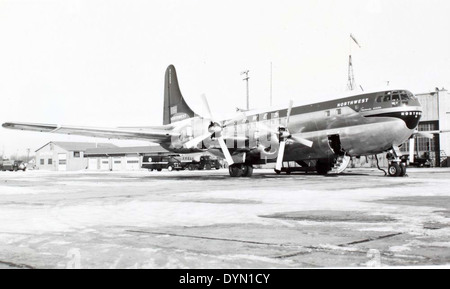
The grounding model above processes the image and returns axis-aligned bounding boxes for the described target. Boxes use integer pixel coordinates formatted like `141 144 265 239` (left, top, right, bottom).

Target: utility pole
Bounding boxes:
270 62 273 107
241 70 250 110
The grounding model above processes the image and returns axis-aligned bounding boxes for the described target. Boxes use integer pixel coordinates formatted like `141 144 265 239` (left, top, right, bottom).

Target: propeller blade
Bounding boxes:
286 100 293 126
217 137 234 166
409 138 415 163
417 131 434 139
201 94 214 121
184 132 213 148
291 135 313 147
275 141 286 171
223 112 248 127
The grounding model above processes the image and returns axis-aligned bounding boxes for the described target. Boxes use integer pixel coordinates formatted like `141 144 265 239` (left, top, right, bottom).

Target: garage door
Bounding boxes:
88 158 98 170
126 157 140 170
112 157 123 171
100 158 110 170
58 154 67 171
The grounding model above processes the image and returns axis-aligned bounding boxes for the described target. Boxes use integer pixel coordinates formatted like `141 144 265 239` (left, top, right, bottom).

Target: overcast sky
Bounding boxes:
1 0 449 157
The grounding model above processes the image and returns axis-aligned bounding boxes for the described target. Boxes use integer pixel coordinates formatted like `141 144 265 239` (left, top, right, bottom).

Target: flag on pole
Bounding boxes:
350 34 361 48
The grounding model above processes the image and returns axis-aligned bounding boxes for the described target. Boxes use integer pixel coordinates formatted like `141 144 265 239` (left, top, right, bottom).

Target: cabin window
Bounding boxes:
73 151 81 158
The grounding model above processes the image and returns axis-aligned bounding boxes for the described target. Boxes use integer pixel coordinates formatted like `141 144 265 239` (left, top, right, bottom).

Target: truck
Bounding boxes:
184 155 221 171
0 160 27 171
141 155 183 172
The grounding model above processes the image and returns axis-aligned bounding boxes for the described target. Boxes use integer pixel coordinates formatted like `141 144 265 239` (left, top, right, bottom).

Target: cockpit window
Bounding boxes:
400 92 409 101
407 91 416 100
382 94 391 102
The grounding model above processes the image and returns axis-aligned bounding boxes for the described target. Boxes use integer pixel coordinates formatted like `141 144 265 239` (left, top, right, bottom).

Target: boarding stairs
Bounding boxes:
330 154 351 174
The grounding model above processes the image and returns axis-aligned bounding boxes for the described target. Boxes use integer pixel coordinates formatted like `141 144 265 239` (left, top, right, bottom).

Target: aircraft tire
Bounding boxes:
241 165 253 177
399 163 407 176
388 163 401 176
229 165 243 177
316 159 331 175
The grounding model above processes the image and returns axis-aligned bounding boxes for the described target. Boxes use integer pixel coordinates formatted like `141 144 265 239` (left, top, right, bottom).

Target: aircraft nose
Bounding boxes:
400 110 422 129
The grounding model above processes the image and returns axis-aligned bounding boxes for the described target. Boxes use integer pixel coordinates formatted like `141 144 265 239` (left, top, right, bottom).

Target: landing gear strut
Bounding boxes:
229 164 253 177
386 146 407 177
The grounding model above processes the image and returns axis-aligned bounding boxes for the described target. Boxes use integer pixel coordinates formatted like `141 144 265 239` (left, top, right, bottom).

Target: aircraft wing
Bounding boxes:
2 122 179 142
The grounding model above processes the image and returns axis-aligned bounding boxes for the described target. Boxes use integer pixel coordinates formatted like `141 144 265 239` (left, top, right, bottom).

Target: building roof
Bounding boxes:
36 141 118 152
84 145 169 157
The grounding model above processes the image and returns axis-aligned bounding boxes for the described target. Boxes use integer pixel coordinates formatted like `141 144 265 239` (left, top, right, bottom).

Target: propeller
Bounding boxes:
184 94 247 166
416 131 434 139
262 100 313 171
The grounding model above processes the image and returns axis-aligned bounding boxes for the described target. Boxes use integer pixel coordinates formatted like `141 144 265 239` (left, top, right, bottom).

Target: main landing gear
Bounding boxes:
386 146 407 177
228 164 254 177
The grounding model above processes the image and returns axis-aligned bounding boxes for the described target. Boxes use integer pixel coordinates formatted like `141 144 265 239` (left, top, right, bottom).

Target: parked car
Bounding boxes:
0 160 27 171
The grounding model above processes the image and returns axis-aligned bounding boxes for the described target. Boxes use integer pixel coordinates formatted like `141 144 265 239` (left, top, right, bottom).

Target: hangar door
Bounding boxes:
58 154 67 171
112 157 123 171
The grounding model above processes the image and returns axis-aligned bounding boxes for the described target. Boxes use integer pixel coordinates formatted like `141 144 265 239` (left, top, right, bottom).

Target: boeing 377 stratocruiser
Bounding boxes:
3 65 426 177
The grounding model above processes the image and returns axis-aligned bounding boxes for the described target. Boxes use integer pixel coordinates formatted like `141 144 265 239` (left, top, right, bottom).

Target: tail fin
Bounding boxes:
163 65 196 125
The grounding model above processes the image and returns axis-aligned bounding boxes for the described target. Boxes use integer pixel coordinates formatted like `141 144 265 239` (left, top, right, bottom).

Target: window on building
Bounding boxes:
48 159 52 165
337 108 342 115
325 110 330 117
73 151 81 158
40 159 44 165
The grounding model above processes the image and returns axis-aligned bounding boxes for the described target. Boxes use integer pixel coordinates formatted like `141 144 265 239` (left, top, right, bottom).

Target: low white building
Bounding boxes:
35 142 117 171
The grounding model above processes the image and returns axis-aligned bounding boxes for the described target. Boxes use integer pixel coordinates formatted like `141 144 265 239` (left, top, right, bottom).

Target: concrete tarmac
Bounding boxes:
0 168 449 268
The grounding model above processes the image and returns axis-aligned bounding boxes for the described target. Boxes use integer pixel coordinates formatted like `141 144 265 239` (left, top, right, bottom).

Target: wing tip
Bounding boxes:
2 122 12 129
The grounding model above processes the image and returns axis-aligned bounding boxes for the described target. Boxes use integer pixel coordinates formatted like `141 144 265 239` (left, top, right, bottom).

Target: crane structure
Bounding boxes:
347 34 361 91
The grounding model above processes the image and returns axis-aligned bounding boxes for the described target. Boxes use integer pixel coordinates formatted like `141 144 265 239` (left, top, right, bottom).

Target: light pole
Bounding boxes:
241 70 250 110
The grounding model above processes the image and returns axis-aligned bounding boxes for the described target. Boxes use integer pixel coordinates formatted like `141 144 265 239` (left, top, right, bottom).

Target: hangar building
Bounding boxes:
400 88 450 167
35 142 174 171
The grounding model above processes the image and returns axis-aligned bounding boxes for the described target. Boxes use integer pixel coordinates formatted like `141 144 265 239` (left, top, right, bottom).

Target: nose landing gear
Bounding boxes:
386 146 407 177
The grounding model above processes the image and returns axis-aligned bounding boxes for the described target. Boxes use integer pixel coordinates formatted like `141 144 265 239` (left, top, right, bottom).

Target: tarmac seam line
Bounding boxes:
0 260 35 269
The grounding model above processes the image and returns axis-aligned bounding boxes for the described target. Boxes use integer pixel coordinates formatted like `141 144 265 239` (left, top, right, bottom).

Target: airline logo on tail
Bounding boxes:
171 112 190 123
